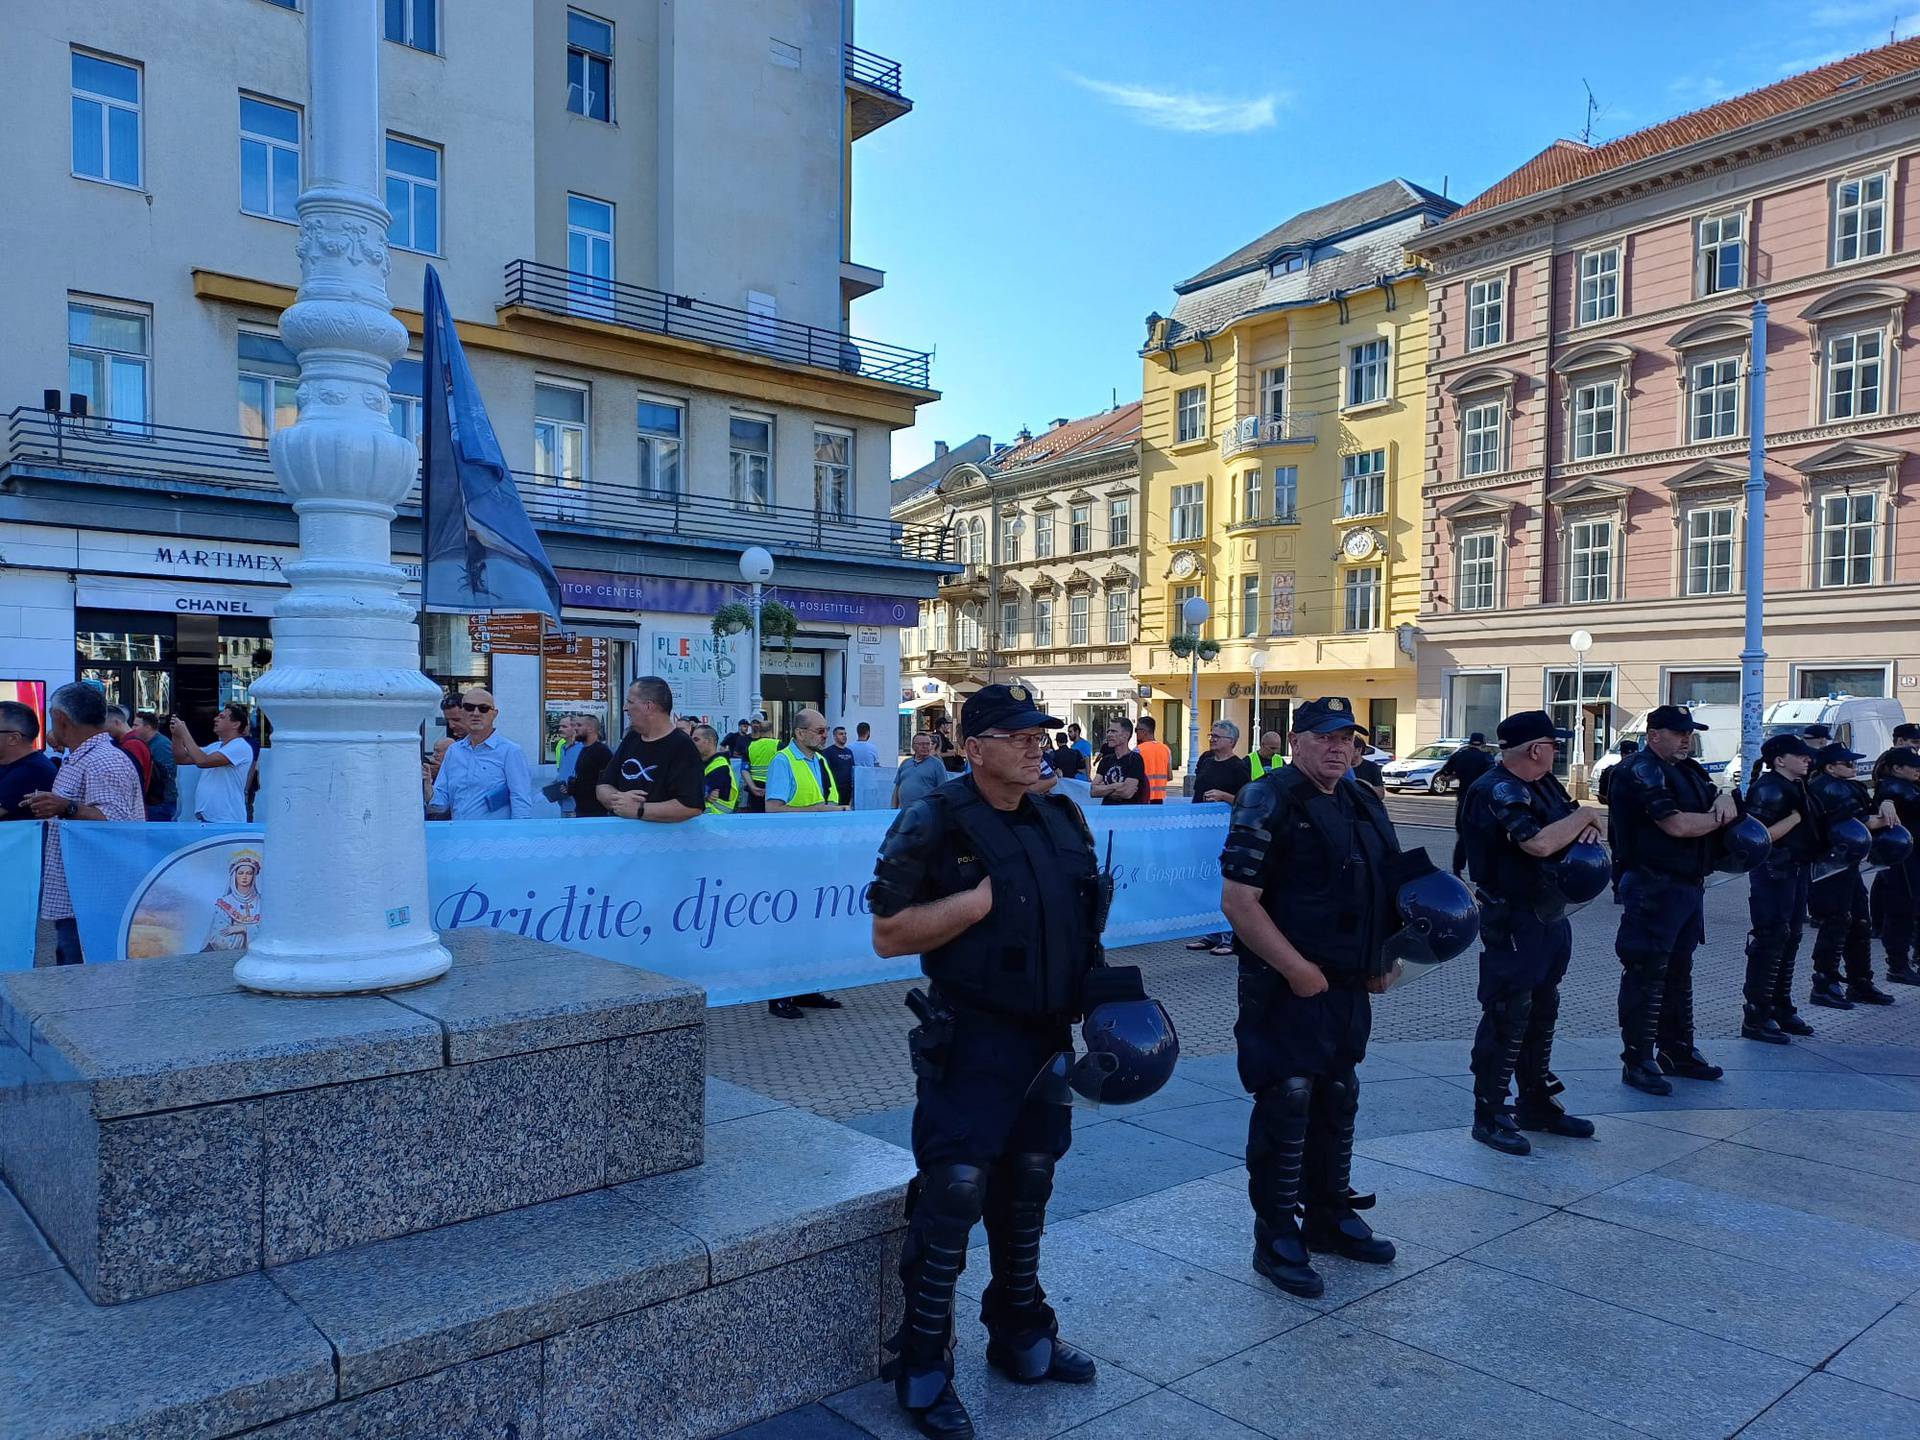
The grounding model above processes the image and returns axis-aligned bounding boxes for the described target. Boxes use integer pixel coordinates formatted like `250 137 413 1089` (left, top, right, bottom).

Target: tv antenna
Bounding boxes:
1580 79 1601 144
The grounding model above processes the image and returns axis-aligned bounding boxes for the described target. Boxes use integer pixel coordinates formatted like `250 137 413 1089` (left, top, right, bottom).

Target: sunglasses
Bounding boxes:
460 703 494 714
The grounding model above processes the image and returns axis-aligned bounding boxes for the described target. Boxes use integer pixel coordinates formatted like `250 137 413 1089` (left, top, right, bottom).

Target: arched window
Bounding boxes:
958 603 984 648
968 517 987 565
931 605 949 650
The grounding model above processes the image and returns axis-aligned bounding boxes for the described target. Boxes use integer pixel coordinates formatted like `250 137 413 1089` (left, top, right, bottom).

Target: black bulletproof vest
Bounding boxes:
1810 772 1870 827
1258 768 1397 981
1460 764 1575 901
921 784 1095 1019
1612 749 1717 881
1747 770 1821 863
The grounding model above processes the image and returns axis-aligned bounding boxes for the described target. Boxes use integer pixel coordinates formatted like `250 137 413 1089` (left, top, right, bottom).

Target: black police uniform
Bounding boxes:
1222 698 1400 1300
1807 760 1888 1004
1436 742 1494 875
1606 734 1723 1089
868 684 1100 1436
1744 757 1821 1037
1869 754 1920 986
1458 745 1587 1144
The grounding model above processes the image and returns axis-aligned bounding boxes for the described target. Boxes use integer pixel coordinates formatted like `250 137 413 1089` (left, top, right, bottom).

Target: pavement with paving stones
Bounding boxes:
713 807 1920 1438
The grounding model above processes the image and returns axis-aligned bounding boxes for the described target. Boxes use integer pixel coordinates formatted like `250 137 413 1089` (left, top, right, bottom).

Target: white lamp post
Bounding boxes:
1182 595 1211 786
1569 628 1594 794
1249 648 1270 746
236 0 450 994
740 546 774 724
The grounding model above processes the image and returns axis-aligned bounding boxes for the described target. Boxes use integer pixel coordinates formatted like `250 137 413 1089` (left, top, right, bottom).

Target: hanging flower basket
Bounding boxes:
1197 638 1221 662
1169 633 1195 659
711 599 799 650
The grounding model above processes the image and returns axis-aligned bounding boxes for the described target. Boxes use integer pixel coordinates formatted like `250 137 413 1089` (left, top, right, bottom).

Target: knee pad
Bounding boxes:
1323 1069 1359 1121
1271 1074 1314 1119
993 1152 1056 1209
1494 990 1533 1027
913 1163 987 1235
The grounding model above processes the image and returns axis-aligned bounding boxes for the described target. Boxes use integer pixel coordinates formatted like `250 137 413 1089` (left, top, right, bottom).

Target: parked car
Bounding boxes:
1382 740 1472 793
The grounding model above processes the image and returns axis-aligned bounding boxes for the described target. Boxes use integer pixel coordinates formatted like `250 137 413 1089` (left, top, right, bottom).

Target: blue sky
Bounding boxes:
852 0 1920 474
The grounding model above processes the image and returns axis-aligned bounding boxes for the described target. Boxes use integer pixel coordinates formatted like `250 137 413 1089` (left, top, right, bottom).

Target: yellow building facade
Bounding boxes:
1133 179 1458 766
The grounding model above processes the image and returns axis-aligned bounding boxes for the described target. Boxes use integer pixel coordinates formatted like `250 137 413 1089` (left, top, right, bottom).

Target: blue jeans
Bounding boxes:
145 803 177 822
54 916 84 966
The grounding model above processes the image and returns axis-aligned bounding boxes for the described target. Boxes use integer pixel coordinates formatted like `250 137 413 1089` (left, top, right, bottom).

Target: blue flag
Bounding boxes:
419 265 563 620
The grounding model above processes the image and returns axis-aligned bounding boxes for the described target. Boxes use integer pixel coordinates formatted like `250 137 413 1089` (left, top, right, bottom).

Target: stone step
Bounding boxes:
1 1093 914 1440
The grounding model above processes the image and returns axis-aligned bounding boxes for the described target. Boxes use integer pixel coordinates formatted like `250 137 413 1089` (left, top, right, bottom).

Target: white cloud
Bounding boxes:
1067 74 1281 135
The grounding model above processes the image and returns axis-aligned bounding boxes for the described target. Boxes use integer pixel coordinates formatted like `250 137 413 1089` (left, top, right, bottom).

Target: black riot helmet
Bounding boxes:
1072 997 1180 1106
1537 840 1610 921
1379 851 1479 988
1714 815 1773 874
1872 824 1914 868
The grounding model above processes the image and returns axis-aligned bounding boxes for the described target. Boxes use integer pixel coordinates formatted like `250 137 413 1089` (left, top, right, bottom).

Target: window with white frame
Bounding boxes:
1176 386 1205 443
1000 522 1020 564
1240 574 1260 637
1108 496 1131 548
931 606 949 650
237 330 298 446
1034 598 1054 646
1343 567 1381 632
1834 173 1890 264
1467 277 1506 350
1070 502 1092 553
384 135 440 254
999 599 1020 645
1347 338 1390 407
1259 366 1287 421
958 604 983 649
384 0 438 53
1340 450 1386 518
1069 594 1090 646
1270 571 1295 636
566 10 613 122
566 194 615 318
239 96 300 221
636 397 683 497
1697 212 1745 296
1106 589 1128 643
72 51 141 187
965 517 986 566
1273 466 1298 521
1689 358 1741 441
1170 483 1205 541
729 412 772 510
1568 517 1614 603
1171 584 1203 632
813 426 852 520
1241 469 1262 523
1456 531 1496 610
1577 247 1619 325
67 301 149 433
1684 504 1736 595
388 356 422 442
1462 401 1503 477
1572 378 1619 459
1035 509 1054 557
533 382 589 489
1825 331 1886 420
1818 490 1878 588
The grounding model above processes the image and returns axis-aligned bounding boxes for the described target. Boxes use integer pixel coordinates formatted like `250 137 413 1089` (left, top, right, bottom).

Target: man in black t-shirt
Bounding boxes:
1049 733 1086 780
722 720 754 765
569 714 614 818
1189 718 1253 953
595 677 704 822
1090 717 1147 805
823 725 858 810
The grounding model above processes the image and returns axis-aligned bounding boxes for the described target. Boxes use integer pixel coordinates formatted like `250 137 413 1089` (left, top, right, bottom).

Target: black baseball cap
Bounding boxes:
961 683 1061 738
1760 734 1817 764
1468 732 1486 745
1496 711 1555 749
1801 723 1833 740
1647 705 1708 733
1293 697 1367 735
1882 746 1920 771
1817 742 1866 766
1893 723 1920 742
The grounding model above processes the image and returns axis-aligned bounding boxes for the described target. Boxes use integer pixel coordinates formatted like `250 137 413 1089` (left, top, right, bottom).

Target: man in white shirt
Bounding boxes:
170 704 257 823
429 687 533 820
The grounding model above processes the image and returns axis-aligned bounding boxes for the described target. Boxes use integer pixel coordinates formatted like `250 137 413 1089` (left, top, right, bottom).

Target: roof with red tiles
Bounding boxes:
1459 36 1920 219
990 402 1142 472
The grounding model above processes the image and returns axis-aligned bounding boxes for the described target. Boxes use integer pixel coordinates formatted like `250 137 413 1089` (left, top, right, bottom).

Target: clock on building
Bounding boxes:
1169 550 1198 579
1341 528 1380 561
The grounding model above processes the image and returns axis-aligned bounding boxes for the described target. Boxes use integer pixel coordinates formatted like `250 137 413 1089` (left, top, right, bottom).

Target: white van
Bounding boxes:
1759 695 1909 763
1592 703 1741 791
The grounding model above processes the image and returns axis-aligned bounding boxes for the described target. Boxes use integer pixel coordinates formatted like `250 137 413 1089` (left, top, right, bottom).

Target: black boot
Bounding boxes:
1620 958 1672 1095
1657 971 1721 1080
1847 978 1896 1005
1885 959 1920 986
1514 1091 1596 1138
891 1166 984 1440
1472 1100 1531 1155
1514 983 1591 1136
1657 1043 1725 1081
1470 992 1530 1155
1302 1070 1396 1265
1742 931 1790 1044
1741 1003 1789 1044
1773 932 1814 1033
980 1153 1095 1386
1776 1007 1816 1036
1248 1077 1322 1297
1810 975 1855 1009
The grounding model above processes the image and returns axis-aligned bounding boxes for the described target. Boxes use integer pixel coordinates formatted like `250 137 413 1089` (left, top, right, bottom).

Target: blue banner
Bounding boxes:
51 807 1230 1004
0 825 42 971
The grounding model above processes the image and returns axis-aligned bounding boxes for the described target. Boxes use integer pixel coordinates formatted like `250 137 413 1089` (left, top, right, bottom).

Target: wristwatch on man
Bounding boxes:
64 798 78 819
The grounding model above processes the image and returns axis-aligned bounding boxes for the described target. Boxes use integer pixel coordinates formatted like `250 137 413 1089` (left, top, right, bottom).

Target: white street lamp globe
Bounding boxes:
739 546 775 583
1182 596 1212 628
1569 629 1594 654
1009 514 1026 535
1249 650 1270 674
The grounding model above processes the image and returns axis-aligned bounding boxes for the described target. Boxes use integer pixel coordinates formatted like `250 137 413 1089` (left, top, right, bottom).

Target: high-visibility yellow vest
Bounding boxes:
748 737 778 785
703 754 737 815
1138 739 1171 802
770 743 839 807
1250 752 1281 780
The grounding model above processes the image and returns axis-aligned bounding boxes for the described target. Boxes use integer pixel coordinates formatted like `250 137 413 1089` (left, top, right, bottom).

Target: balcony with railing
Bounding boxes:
501 261 932 391
845 44 911 138
2 407 952 566
1220 412 1318 459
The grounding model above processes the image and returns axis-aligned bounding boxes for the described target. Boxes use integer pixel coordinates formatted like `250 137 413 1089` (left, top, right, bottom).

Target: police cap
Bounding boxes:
1802 723 1833 741
1647 705 1708 733
1894 724 1920 742
1884 746 1920 771
1817 742 1867 766
1760 734 1817 764
1292 697 1367 735
1468 732 1487 745
960 683 1061 739
1496 710 1556 749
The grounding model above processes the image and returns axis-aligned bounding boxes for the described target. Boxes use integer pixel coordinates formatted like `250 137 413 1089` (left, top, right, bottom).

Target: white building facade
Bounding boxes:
0 0 942 754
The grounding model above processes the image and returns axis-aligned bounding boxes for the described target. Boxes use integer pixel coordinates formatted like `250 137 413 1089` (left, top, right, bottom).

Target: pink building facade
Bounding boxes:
1414 47 1920 765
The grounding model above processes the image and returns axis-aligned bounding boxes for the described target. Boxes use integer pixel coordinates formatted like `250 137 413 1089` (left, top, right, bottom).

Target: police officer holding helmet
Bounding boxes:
1221 696 1446 1300
1457 710 1608 1155
1606 705 1740 1094
1807 741 1899 1009
869 682 1109 1439
1742 734 1822 1042
1869 740 1920 987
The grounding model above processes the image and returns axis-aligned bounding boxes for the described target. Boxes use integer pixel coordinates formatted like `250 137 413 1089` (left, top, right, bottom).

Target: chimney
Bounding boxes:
1016 426 1032 443
934 440 949 460
1051 417 1069 429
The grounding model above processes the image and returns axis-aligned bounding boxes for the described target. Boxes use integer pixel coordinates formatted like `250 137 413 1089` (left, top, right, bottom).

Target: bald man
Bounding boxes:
766 708 846 813
428 687 533 819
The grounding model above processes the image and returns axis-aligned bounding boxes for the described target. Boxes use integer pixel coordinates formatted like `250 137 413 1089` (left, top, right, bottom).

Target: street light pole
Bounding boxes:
1183 595 1211 788
1569 628 1594 796
741 546 773 723
1250 649 1270 747
1740 300 1770 781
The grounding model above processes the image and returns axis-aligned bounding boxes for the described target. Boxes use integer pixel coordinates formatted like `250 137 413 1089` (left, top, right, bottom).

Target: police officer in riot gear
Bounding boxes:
1220 697 1404 1300
1458 711 1608 1155
869 683 1102 1439
1870 743 1920 987
1606 705 1740 1094
1807 742 1900 1009
1742 735 1821 1042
